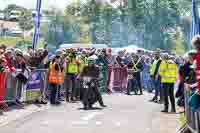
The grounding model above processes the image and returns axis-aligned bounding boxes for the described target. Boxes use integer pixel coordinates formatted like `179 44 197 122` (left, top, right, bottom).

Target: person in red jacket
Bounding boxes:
192 35 200 95
0 56 9 112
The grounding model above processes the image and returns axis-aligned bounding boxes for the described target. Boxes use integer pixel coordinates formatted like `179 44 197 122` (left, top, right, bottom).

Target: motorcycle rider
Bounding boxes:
80 56 107 110
77 50 88 100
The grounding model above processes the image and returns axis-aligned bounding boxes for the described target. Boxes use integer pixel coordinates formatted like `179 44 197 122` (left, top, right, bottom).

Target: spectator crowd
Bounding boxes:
0 36 200 115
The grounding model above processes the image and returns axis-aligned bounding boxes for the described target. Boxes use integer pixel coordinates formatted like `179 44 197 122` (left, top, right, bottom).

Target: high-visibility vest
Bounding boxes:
159 60 177 83
132 58 141 72
67 59 78 74
150 60 158 76
49 63 63 84
49 62 53 70
79 56 88 72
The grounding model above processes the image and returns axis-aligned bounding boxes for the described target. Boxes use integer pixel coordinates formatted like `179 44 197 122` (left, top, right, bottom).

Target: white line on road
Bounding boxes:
40 121 49 126
71 121 89 125
115 122 121 127
81 112 103 121
95 121 102 125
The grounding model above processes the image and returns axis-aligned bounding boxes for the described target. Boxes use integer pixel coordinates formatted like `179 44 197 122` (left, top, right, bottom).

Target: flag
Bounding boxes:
32 0 42 49
191 0 200 38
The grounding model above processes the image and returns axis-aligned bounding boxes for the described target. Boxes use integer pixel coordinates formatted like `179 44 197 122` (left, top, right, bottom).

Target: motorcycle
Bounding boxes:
82 76 99 109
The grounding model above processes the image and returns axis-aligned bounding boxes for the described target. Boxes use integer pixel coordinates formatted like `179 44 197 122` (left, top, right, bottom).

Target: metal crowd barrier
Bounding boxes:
107 64 128 92
99 65 107 93
0 69 48 105
184 89 200 133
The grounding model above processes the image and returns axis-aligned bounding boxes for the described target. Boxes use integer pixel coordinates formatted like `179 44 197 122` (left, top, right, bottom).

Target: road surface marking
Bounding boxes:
81 112 102 121
71 121 89 125
95 121 102 125
41 121 49 126
115 122 121 127
145 128 151 133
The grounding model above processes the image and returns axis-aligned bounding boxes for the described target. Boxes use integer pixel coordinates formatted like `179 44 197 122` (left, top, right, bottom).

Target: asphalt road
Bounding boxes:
0 93 179 133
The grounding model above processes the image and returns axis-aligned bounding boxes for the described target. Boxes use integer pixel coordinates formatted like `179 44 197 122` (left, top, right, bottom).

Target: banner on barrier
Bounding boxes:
26 71 43 101
4 73 17 102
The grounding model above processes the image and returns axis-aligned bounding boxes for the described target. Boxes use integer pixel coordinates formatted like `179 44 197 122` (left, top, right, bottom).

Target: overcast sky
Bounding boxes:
0 0 70 10
0 0 115 10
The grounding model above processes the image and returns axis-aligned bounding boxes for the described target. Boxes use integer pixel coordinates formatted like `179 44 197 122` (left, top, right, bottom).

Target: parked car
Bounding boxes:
8 10 21 21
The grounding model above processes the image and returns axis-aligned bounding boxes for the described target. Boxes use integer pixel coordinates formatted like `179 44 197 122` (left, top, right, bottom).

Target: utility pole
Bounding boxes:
119 0 123 48
32 0 42 49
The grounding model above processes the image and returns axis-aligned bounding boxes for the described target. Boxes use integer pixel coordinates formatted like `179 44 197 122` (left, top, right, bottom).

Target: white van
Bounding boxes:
9 10 21 21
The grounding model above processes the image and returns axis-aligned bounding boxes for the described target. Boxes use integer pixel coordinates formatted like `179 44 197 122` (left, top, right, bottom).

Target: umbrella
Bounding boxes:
59 43 90 49
90 44 108 49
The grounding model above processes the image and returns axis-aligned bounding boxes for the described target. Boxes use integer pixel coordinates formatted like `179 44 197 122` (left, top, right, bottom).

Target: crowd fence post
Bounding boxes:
184 87 200 133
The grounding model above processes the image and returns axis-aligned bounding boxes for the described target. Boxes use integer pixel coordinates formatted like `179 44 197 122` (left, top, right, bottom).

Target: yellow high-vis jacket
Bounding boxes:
159 60 177 83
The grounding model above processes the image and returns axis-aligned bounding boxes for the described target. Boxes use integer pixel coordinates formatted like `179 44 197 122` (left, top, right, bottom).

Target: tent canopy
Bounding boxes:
59 43 108 49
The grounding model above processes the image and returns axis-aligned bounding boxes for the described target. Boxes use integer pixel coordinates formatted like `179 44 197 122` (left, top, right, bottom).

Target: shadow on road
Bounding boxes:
78 107 103 111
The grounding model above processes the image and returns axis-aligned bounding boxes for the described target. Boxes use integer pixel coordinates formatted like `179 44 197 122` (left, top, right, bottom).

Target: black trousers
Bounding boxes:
65 74 77 100
163 83 175 110
83 86 104 107
134 72 142 93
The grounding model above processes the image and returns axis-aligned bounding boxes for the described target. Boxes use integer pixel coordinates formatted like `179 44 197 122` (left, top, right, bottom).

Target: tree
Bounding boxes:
4 4 22 21
127 0 182 50
41 8 83 48
170 31 187 55
18 8 34 39
42 0 193 52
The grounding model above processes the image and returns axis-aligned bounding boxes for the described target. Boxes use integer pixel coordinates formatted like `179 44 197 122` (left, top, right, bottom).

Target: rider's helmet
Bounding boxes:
88 55 97 65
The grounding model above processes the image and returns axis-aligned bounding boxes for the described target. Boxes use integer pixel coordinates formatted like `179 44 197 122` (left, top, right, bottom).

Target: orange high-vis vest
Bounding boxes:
49 63 63 84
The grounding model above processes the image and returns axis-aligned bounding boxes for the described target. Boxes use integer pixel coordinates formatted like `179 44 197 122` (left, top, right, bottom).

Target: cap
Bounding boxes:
15 49 23 56
49 55 56 60
23 52 30 60
55 49 63 56
5 48 12 54
162 53 169 59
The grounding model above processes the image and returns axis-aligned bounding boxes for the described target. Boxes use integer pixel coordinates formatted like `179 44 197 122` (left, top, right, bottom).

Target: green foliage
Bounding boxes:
0 36 21 46
170 32 187 55
41 8 84 48
16 37 44 49
18 8 34 32
0 36 44 49
16 39 32 49
41 0 192 52
3 4 22 20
